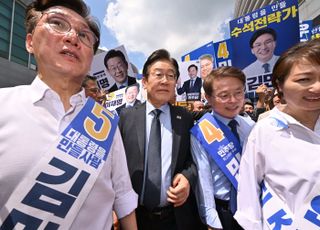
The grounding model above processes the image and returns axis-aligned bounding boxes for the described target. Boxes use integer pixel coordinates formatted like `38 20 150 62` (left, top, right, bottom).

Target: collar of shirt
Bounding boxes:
115 77 129 89
146 101 170 116
256 55 278 67
126 100 135 107
30 76 86 105
30 76 86 121
211 111 238 126
271 106 320 134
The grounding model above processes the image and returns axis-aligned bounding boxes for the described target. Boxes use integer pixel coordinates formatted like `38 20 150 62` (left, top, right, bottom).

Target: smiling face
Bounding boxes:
251 33 276 63
279 62 320 119
106 56 128 84
125 85 139 103
206 76 245 119
200 58 213 79
26 6 94 84
142 60 177 108
188 66 198 79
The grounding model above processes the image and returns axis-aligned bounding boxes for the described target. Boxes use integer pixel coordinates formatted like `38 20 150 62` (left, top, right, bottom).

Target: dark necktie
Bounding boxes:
143 109 162 210
119 85 126 89
190 79 194 89
262 63 270 73
228 119 239 214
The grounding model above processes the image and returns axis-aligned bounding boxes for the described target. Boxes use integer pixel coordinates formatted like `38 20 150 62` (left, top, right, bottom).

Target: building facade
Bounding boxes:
0 0 36 88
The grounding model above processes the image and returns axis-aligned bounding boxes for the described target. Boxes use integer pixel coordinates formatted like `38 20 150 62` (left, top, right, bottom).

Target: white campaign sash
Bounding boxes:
0 98 118 229
261 181 320 230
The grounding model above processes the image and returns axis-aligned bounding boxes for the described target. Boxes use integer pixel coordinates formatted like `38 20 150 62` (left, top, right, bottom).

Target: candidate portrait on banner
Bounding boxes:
229 0 300 95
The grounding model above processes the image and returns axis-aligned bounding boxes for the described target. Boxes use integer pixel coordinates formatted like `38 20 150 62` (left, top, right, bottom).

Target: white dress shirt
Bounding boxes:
141 101 172 207
191 112 254 228
235 106 320 229
0 77 138 229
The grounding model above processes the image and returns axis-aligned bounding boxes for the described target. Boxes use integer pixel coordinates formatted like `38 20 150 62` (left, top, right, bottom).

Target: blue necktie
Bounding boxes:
143 109 162 210
119 85 126 89
228 119 239 214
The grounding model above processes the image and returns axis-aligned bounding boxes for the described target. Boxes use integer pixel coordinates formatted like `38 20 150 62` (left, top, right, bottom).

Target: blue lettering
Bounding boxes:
304 195 320 227
267 209 293 230
1 208 43 230
22 182 75 218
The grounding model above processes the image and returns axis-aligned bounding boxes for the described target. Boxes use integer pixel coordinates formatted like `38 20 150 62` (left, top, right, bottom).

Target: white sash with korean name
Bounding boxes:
260 116 320 230
190 113 241 189
261 180 320 230
0 98 118 230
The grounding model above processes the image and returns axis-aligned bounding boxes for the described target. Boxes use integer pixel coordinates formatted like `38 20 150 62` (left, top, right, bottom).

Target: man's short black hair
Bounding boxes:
142 49 180 79
104 49 128 70
187 64 198 72
249 27 277 48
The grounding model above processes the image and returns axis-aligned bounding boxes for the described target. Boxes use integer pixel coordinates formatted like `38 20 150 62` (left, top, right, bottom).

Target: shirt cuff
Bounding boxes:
201 206 223 229
234 210 262 230
114 189 138 219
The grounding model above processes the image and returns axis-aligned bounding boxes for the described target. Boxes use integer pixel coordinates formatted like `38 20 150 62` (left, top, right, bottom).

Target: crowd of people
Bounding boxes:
0 0 319 230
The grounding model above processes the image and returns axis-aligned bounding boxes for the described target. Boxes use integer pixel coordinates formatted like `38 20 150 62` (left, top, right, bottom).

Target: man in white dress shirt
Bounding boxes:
0 0 137 229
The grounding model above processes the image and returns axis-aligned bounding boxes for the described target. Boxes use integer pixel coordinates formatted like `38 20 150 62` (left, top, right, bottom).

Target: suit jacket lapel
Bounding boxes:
135 103 146 162
170 105 182 176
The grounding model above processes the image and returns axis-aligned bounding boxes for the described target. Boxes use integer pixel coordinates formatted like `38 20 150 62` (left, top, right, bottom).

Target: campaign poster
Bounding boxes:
213 39 233 68
89 45 136 93
181 41 215 79
311 24 320 40
300 20 313 41
176 60 201 102
181 41 214 61
230 0 300 94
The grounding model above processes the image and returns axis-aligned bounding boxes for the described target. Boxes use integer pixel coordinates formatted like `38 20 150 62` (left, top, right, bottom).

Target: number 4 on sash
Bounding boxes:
199 119 224 144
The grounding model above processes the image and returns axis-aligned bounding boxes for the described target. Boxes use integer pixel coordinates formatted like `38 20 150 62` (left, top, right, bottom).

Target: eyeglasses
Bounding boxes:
40 12 98 49
212 90 245 102
108 63 126 73
149 71 177 81
252 39 274 49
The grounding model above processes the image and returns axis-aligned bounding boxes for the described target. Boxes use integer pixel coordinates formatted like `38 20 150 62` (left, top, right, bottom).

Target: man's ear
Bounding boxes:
25 33 34 54
251 48 254 55
142 76 147 89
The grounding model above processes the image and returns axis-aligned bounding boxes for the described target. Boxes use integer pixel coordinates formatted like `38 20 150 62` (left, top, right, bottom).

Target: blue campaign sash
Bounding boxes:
0 98 118 229
191 113 242 189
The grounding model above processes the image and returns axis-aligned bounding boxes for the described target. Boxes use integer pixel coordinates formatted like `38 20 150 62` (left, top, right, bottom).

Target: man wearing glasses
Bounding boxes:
190 66 254 230
119 49 205 230
104 49 137 93
0 0 137 229
243 27 279 77
82 75 106 105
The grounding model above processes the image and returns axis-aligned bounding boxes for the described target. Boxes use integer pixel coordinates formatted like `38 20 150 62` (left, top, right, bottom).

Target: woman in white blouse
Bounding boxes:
235 38 320 230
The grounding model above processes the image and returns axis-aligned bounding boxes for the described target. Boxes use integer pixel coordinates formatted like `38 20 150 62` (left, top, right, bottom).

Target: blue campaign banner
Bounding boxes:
300 20 313 42
181 41 215 62
181 41 215 79
229 0 300 94
311 24 320 40
213 39 233 68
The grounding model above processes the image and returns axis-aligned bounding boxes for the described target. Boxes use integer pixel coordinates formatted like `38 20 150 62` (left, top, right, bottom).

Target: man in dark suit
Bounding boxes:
116 83 141 115
177 64 202 101
119 49 205 230
104 49 137 92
